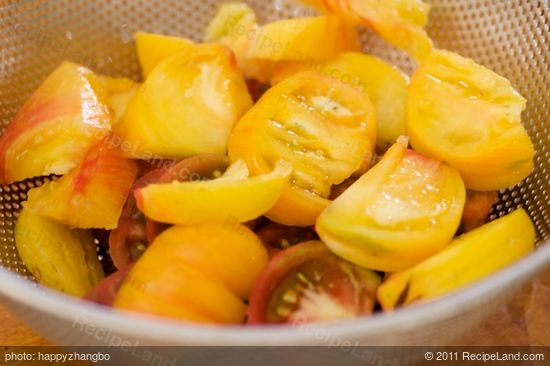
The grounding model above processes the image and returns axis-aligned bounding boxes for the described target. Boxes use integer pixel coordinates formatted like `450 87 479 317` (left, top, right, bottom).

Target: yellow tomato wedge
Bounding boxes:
25 138 138 230
301 0 433 61
0 62 111 184
204 2 257 43
407 50 535 191
135 160 292 225
273 52 409 151
246 16 359 62
377 208 536 310
114 224 268 324
204 2 271 82
115 43 253 159
316 137 466 272
205 3 359 82
134 31 195 78
323 53 408 151
15 208 104 297
228 71 377 226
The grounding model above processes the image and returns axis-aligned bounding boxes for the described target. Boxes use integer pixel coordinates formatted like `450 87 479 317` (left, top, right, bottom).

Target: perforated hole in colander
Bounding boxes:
0 0 548 280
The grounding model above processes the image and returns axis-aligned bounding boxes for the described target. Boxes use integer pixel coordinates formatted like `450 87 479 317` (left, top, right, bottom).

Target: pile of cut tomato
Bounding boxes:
3 1 536 326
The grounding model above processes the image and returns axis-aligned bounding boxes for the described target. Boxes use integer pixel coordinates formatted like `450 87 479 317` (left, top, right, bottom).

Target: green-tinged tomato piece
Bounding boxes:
15 208 104 297
316 137 466 272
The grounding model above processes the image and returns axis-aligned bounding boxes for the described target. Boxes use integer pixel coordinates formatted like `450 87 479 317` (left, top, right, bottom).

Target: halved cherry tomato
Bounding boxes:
248 241 380 325
256 222 318 257
108 167 169 269
109 154 228 269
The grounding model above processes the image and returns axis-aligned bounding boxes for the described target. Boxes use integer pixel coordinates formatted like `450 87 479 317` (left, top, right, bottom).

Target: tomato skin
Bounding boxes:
25 137 139 230
0 62 111 185
246 16 360 62
247 241 380 325
205 4 359 82
108 206 147 269
267 186 331 227
108 167 168 269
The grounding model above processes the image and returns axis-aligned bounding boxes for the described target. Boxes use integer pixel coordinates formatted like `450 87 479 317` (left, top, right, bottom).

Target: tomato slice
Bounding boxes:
115 43 253 159
272 52 409 153
107 201 147 269
229 71 376 226
247 241 380 325
109 154 228 269
135 160 291 225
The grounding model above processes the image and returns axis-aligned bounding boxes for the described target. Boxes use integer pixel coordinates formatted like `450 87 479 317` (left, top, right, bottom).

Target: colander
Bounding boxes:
0 0 549 349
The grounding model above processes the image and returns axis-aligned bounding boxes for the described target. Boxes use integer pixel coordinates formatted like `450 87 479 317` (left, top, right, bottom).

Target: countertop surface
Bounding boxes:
1 268 549 347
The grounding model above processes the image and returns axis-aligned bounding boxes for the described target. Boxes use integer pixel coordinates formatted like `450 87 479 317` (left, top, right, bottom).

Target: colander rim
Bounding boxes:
0 238 549 345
